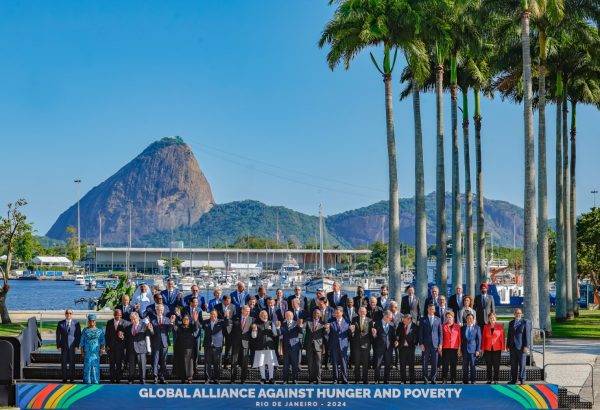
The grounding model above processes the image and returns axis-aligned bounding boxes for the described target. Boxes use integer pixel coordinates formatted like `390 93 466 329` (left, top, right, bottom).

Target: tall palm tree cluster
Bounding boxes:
319 0 599 332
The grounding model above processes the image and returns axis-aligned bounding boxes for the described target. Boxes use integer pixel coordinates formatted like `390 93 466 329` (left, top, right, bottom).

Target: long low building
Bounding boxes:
93 247 371 273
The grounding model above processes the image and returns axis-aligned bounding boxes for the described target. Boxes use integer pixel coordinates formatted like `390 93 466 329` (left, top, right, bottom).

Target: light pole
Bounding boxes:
591 190 598 209
127 201 132 276
98 212 103 247
74 179 82 262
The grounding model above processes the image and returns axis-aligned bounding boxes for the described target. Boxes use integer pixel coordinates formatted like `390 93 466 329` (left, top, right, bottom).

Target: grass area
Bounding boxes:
550 309 600 339
0 320 107 337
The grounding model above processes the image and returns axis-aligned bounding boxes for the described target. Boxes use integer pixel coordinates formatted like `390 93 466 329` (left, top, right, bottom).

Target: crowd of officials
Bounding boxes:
56 279 533 386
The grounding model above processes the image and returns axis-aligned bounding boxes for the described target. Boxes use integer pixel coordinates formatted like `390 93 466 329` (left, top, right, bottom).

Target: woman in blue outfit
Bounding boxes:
81 313 105 384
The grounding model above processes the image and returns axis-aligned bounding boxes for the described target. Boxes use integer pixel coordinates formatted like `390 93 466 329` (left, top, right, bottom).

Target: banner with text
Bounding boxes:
16 383 559 409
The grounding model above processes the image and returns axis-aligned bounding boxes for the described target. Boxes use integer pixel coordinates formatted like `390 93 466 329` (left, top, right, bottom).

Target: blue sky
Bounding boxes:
0 0 598 235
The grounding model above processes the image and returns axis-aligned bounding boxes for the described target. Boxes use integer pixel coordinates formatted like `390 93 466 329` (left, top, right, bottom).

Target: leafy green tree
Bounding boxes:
97 275 135 310
0 199 30 324
369 241 388 273
576 208 600 286
65 226 80 264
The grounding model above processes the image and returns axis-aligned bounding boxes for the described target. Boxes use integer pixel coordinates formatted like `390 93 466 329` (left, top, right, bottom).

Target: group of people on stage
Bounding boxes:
56 280 533 386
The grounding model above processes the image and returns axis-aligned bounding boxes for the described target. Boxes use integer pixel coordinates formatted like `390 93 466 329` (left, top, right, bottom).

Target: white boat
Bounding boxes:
304 277 334 293
74 274 85 285
84 276 97 291
178 276 196 292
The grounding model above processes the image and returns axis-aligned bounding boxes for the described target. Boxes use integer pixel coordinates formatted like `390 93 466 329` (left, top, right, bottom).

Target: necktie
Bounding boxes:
159 316 162 326
430 317 433 327
115 320 118 331
242 317 246 329
404 325 409 346
133 325 138 336
313 321 316 332
384 323 388 333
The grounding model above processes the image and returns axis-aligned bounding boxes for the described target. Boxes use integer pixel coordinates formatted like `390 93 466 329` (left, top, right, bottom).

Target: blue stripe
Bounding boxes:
18 383 47 408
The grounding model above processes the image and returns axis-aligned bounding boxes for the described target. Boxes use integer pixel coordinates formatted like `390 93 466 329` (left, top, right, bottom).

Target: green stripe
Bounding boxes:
507 385 540 409
61 385 103 409
54 385 86 409
491 385 533 409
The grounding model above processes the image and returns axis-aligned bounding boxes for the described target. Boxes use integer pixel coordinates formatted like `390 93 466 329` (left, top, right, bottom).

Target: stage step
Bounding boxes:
558 388 594 409
22 362 544 383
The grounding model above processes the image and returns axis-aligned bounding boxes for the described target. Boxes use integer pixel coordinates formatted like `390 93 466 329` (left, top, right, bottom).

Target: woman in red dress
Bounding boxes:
482 312 506 384
441 311 461 383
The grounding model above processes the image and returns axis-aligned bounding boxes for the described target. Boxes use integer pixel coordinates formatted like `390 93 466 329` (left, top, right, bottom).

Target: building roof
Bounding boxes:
180 260 226 269
96 247 370 254
32 256 72 265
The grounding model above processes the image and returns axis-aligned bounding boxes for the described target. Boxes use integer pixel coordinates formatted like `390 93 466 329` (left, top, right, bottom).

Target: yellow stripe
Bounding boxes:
522 385 547 409
45 384 76 409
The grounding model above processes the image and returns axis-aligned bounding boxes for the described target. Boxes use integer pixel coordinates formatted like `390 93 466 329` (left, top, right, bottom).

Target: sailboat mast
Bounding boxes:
319 204 325 277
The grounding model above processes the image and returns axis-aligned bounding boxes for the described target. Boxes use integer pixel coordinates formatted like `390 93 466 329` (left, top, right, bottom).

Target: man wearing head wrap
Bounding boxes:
81 313 105 384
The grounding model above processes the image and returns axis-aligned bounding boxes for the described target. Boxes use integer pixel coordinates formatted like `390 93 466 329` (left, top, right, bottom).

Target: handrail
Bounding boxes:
531 327 546 376
544 362 594 406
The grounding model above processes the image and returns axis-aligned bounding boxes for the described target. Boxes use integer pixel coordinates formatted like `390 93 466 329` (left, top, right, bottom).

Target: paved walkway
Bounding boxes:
532 338 600 408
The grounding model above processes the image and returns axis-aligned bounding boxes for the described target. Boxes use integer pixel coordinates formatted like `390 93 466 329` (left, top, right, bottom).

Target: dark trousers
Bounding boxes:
177 348 195 381
60 346 77 382
223 336 232 366
331 348 348 383
374 348 393 383
283 346 301 382
462 352 477 383
205 346 222 382
152 346 168 381
485 350 501 382
230 345 249 382
510 348 527 382
441 348 458 382
307 348 322 383
353 347 370 384
399 346 416 383
108 345 125 382
422 345 439 382
128 352 147 383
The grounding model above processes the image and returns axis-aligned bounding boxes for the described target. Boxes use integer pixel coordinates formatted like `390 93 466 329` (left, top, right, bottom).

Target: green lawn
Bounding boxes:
549 309 600 339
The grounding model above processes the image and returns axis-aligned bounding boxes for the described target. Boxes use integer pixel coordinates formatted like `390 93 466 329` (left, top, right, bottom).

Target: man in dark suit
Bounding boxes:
377 285 391 310
215 295 237 367
207 288 223 312
367 296 383 322
372 310 397 384
274 289 288 313
448 285 464 317
247 298 261 319
507 308 532 384
150 304 172 383
55 309 81 383
304 309 326 384
126 312 154 384
316 297 334 369
289 297 307 321
116 294 135 321
419 304 442 383
288 286 309 314
397 314 419 384
144 294 170 321
474 283 495 327
309 290 325 313
461 312 482 384
353 286 368 309
161 279 183 313
435 295 450 320
423 286 441 317
280 310 305 384
401 285 421 323
105 308 129 383
230 281 251 308
327 281 348 309
255 286 269 310
183 296 204 376
225 305 253 383
183 284 207 311
202 310 226 383
326 307 350 384
344 298 358 323
350 307 372 384
266 297 285 323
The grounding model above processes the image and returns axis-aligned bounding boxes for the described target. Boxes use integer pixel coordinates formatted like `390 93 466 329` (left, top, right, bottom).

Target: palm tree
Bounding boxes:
554 71 567 321
319 0 425 301
521 0 541 330
461 85 475 296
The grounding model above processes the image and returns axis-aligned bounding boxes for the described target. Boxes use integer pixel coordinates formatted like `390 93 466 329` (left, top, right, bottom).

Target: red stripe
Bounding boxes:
535 385 559 409
31 384 59 409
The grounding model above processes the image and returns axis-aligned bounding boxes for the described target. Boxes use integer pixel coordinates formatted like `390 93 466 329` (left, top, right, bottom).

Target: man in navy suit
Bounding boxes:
255 286 269 310
55 309 81 382
372 310 397 384
327 281 348 309
202 310 226 383
419 304 442 383
230 282 250 308
289 298 307 321
161 279 183 312
280 310 305 383
507 308 532 384
423 286 441 317
150 304 172 383
183 284 206 311
126 312 154 384
326 307 350 384
461 313 482 384
207 288 223 312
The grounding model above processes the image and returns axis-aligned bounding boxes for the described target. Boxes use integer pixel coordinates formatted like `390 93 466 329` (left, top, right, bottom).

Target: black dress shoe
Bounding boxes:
260 379 265 384
486 381 492 384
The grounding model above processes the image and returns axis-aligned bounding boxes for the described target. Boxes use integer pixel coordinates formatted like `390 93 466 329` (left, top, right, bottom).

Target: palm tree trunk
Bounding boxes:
384 73 402 301
562 95 573 319
450 56 462 292
435 63 448 296
474 88 486 285
462 88 475 297
537 36 551 334
413 84 428 303
555 96 567 322
570 100 578 316
521 7 540 330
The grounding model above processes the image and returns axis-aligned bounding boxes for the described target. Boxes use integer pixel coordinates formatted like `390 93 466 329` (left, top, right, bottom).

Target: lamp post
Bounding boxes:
74 179 82 262
591 190 598 209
